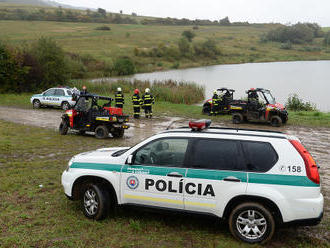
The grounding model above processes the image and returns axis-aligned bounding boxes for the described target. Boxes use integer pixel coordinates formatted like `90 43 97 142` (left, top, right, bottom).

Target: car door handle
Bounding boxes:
223 177 241 182
167 172 183 178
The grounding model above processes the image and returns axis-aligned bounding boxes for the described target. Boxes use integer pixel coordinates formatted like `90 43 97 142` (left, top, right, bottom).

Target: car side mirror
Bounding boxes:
126 154 133 165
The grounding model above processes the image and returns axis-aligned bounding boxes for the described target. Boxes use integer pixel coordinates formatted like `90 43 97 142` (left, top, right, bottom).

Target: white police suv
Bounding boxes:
61 120 323 243
31 87 78 110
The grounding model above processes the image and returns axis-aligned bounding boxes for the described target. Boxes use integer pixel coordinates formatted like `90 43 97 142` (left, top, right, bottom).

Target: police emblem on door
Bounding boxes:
127 176 139 190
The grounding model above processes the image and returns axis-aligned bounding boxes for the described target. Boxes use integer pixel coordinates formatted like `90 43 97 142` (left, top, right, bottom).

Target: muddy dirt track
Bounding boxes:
0 106 329 241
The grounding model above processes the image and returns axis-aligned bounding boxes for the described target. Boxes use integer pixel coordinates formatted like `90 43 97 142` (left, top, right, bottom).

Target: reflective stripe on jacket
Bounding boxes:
132 94 142 107
142 93 155 106
115 92 124 104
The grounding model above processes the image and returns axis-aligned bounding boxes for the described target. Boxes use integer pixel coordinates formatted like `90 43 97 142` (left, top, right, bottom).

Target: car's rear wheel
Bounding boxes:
33 99 41 109
59 120 68 135
111 128 124 138
61 101 70 110
232 113 243 124
270 116 282 127
95 125 109 139
81 183 109 220
229 202 275 244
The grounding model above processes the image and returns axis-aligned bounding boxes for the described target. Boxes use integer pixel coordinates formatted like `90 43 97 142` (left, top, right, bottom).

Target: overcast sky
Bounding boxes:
55 0 330 26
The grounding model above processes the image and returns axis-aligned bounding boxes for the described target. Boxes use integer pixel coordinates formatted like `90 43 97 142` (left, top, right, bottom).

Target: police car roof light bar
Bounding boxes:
189 119 211 131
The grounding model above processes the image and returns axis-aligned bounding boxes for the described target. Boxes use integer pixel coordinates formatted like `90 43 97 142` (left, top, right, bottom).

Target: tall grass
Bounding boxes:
70 79 205 104
286 94 317 111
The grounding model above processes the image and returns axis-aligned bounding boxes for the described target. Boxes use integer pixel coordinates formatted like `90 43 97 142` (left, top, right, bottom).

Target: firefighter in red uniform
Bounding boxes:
142 88 155 118
132 89 142 118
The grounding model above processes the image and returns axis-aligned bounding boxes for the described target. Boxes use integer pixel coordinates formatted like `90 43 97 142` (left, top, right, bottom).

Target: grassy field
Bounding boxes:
1 93 330 127
1 19 330 74
0 120 329 248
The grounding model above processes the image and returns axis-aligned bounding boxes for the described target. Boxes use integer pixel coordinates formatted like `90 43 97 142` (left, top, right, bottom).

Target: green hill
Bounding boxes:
0 0 51 6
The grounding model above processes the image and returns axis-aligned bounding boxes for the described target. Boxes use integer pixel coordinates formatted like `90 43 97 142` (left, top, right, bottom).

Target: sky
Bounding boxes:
55 0 330 26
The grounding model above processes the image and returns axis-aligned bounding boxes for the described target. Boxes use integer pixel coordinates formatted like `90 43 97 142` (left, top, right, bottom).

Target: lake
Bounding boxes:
98 60 330 112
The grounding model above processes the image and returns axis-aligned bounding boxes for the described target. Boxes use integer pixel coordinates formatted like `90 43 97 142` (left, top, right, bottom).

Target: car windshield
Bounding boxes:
262 91 276 104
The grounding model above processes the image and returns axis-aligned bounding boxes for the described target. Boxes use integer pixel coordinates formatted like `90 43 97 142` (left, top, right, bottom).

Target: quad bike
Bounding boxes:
59 93 129 138
230 88 288 127
202 88 239 115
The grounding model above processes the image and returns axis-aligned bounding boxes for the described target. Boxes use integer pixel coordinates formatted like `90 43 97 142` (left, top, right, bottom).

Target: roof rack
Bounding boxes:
207 127 283 134
174 126 283 134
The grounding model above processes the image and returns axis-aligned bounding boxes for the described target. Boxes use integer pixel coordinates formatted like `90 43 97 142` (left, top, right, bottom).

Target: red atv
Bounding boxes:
230 88 288 127
59 94 129 138
202 88 237 115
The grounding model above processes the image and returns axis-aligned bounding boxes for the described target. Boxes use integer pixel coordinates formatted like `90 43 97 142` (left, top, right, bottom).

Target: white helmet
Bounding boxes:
117 87 122 92
145 88 150 93
213 90 217 94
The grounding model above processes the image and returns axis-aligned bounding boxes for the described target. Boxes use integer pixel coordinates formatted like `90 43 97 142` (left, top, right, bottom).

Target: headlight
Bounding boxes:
66 158 74 172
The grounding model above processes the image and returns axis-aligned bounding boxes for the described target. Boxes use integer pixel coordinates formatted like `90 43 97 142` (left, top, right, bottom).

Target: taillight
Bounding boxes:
289 140 320 184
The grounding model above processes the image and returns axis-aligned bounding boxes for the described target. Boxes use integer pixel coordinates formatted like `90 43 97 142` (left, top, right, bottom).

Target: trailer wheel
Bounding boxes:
270 116 282 127
95 125 109 139
111 128 124 138
59 121 68 135
232 113 243 124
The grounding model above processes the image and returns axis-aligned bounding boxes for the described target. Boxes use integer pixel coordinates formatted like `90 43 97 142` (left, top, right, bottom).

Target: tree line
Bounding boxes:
0 7 138 24
261 22 325 44
0 6 251 26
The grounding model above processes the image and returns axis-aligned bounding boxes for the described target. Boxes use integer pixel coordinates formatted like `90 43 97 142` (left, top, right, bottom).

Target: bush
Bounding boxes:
95 26 111 31
182 30 195 42
0 37 70 93
178 38 192 57
280 41 292 50
286 94 317 111
219 16 230 25
113 57 136 75
31 37 70 89
263 23 317 44
323 31 330 46
193 39 220 58
0 41 27 93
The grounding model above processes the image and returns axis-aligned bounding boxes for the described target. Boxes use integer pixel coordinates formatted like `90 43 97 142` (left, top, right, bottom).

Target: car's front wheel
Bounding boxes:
229 202 275 244
81 184 109 220
33 99 41 109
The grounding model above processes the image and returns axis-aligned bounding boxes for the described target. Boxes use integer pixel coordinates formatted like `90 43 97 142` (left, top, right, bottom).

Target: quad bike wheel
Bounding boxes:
95 125 109 139
270 116 282 127
232 113 244 124
59 121 69 135
111 128 124 138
